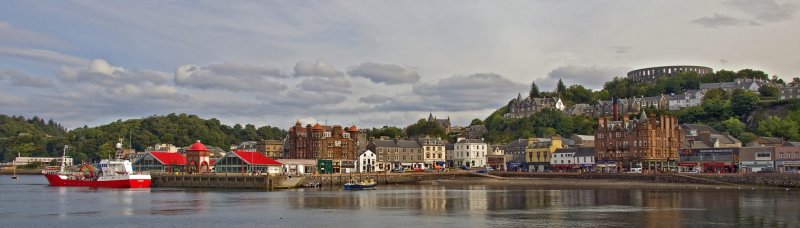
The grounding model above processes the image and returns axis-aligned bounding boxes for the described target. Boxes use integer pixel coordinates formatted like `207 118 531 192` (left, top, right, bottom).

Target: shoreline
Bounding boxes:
417 176 766 190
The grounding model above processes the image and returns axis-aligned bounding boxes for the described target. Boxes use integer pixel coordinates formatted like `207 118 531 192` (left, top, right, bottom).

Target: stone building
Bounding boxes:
667 90 705 110
256 139 284 159
502 139 529 171
780 86 800 100
367 139 424 171
627 65 712 84
595 111 682 173
486 145 508 171
569 134 595 148
463 125 488 139
699 78 769 93
505 93 565 118
286 122 359 173
427 112 452 133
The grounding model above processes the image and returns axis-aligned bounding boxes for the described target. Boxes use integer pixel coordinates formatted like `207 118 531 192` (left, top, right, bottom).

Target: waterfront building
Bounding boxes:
780 86 800 100
286 122 359 173
550 149 575 172
186 140 212 173
775 145 800 172
525 135 563 172
357 150 377 173
683 131 741 149
678 148 740 173
505 93 565 118
738 147 775 173
275 159 316 175
367 139 424 171
502 139 528 171
627 65 713 84
574 148 596 172
486 145 507 171
256 139 284 159
132 151 186 173
445 143 454 168
453 138 488 168
214 150 282 174
667 90 705 110
416 136 447 169
595 111 682 173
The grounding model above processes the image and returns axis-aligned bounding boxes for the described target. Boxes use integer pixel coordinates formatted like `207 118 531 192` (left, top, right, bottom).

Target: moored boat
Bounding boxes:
41 145 151 188
344 179 376 190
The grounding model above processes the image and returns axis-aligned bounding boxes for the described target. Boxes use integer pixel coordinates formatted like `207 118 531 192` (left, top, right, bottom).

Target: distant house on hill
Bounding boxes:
505 93 565 118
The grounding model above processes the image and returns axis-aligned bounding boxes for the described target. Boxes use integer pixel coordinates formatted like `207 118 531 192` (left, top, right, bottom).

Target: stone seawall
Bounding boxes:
491 172 800 188
151 174 277 189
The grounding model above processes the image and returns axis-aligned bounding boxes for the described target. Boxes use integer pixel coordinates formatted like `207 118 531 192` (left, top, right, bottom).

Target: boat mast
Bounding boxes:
60 145 68 173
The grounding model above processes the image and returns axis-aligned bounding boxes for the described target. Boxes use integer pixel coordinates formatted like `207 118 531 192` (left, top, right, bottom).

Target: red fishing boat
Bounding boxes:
42 145 151 188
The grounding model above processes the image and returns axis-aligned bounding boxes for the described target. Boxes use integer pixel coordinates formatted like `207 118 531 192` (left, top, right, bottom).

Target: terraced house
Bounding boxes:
367 139 424 171
525 135 563 172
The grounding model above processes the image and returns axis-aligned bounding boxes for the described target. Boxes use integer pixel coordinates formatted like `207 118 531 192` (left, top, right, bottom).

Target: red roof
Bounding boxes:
231 150 282 165
312 123 323 131
149 152 186 165
188 140 208 151
348 125 358 132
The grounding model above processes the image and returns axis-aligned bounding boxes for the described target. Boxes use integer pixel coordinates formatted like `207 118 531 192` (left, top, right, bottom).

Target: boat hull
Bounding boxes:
43 174 151 188
344 183 376 190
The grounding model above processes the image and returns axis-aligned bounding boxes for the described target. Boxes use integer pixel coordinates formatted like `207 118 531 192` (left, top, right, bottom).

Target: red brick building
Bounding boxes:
286 122 359 173
595 111 682 173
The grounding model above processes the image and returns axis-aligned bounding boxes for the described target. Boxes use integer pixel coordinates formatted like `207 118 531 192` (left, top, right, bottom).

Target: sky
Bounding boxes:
1 0 799 130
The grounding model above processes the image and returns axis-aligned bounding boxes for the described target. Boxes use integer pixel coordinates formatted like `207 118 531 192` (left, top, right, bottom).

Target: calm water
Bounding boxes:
1 175 798 227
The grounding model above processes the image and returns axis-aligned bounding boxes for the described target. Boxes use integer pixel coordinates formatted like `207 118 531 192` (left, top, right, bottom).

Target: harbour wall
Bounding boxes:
151 174 277 190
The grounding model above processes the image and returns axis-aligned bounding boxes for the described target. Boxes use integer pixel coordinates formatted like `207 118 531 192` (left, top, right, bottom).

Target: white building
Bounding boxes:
550 150 576 171
357 150 377 173
667 90 705 110
14 156 73 166
453 139 487 168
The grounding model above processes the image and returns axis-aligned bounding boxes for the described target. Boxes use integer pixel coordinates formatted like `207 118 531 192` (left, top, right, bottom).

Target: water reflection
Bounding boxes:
1 175 799 227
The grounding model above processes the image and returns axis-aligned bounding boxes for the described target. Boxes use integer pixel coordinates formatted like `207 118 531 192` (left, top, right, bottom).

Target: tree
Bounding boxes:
756 116 800 141
556 79 566 95
529 81 540 98
731 89 760 117
738 132 757 144
721 117 747 139
703 88 728 101
470 119 484 126
758 86 779 98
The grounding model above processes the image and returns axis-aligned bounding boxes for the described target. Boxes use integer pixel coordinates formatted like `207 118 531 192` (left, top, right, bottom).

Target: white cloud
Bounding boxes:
0 46 90 66
293 60 345 78
347 62 420 84
0 21 65 47
174 63 287 92
0 68 54 88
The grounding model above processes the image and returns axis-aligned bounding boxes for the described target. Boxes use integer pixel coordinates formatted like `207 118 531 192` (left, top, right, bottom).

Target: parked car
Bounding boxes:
459 166 469 170
474 169 488 174
756 168 775 173
391 168 405 173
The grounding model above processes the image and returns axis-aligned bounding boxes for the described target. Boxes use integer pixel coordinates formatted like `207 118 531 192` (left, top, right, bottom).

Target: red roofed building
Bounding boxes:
186 140 212 173
214 149 283 174
133 151 187 173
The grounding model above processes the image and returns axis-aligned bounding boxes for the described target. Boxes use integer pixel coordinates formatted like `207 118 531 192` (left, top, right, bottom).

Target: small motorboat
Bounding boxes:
344 179 377 190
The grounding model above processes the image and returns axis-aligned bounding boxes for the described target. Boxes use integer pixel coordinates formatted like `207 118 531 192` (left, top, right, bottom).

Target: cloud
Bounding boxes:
691 13 753 28
297 77 351 93
609 46 631 54
0 47 90 66
545 65 628 90
381 73 529 111
174 63 287 92
347 62 420 84
0 68 54 88
293 60 345 78
726 0 797 22
0 21 65 47
359 94 393 104
61 59 169 86
0 92 25 106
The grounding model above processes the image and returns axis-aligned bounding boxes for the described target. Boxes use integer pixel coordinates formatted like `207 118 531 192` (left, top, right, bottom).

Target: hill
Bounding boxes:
0 113 285 163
